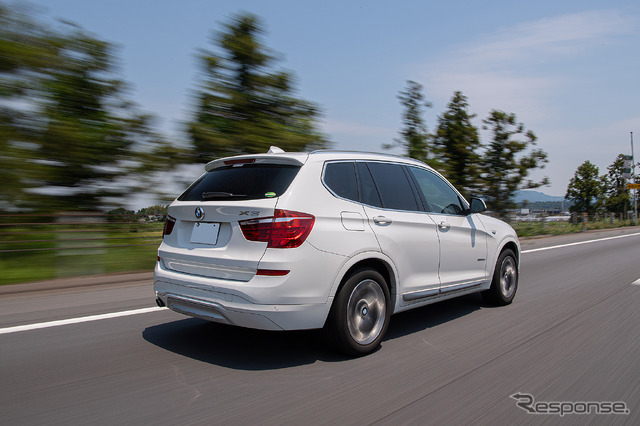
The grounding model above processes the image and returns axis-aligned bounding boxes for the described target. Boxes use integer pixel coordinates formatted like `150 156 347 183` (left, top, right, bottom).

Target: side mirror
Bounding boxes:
469 198 487 214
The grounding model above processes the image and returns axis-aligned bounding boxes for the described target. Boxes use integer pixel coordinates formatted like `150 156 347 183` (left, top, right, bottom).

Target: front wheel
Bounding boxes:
482 249 518 306
326 268 391 356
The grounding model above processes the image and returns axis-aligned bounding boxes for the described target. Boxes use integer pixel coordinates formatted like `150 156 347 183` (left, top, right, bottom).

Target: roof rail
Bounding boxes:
308 148 419 161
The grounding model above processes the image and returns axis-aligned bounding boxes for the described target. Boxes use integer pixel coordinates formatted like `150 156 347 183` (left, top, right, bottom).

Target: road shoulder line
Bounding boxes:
0 306 165 335
522 232 640 254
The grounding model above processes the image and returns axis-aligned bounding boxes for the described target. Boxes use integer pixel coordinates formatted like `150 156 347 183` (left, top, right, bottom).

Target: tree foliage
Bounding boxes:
188 13 326 161
566 155 631 215
565 160 602 214
603 154 631 215
0 3 55 210
0 4 180 212
434 91 481 197
386 80 437 167
390 84 550 216
479 110 549 215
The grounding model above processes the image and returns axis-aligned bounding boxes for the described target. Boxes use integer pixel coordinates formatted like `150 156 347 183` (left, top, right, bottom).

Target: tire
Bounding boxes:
326 268 391 356
482 249 518 306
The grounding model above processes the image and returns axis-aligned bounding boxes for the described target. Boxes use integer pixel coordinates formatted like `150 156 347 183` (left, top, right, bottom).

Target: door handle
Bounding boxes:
373 216 392 225
438 221 451 230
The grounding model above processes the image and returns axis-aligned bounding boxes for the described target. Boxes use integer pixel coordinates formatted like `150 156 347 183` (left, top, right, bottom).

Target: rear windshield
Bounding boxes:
178 164 300 202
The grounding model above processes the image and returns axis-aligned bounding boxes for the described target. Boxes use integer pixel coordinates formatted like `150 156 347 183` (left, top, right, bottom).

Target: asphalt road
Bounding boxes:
2 227 640 425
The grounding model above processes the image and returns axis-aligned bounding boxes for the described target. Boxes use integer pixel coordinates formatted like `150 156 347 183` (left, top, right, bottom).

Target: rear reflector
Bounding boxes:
256 269 290 276
239 209 315 248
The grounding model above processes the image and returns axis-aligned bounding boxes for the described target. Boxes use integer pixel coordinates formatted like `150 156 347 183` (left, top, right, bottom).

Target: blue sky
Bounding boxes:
27 0 640 197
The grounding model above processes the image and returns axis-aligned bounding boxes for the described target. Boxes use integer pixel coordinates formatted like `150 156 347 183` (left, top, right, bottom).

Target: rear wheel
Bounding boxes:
482 249 518 305
326 268 391 356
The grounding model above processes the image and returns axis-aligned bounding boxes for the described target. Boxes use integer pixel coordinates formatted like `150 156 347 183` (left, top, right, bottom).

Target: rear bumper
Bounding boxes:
154 268 334 331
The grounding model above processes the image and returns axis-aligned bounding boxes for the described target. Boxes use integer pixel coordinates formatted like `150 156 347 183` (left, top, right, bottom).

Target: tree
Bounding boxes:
480 110 549 216
602 154 630 215
35 28 138 210
188 13 326 162
434 91 481 197
386 80 438 167
0 5 180 212
0 3 56 210
565 160 602 214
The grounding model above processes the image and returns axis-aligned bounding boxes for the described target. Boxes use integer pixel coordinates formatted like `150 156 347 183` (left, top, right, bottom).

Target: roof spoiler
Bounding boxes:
204 148 305 172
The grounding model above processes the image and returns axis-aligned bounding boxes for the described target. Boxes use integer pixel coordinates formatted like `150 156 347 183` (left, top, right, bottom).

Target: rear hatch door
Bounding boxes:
158 156 304 281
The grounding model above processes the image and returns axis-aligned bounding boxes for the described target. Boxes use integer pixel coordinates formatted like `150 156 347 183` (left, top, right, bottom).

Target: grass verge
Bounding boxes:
511 219 638 237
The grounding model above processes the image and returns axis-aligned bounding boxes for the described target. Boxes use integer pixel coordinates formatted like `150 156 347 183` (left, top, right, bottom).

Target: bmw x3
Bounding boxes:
154 148 520 356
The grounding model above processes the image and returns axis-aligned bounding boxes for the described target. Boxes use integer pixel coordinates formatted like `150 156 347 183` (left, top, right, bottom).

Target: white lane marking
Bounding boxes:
0 306 166 335
2 232 639 335
522 232 640 254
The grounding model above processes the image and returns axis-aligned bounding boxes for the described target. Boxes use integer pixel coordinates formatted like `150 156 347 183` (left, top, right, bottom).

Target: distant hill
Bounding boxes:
513 190 566 203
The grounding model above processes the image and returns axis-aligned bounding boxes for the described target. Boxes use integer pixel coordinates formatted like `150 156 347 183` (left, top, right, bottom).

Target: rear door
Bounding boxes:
357 162 441 303
158 159 301 282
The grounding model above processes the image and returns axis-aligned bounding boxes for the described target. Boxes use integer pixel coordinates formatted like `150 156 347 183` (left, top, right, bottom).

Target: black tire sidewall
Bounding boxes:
328 268 391 356
486 249 518 305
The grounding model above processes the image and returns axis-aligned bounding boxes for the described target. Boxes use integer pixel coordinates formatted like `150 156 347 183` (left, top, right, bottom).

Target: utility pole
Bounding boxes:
633 132 638 225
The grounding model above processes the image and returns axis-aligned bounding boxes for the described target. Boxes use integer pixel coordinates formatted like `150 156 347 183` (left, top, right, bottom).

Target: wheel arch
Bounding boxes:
329 253 397 308
484 238 520 289
500 240 520 267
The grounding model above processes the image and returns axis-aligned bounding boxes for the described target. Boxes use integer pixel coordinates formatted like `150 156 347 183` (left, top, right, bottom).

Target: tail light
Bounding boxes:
239 209 315 248
162 215 176 238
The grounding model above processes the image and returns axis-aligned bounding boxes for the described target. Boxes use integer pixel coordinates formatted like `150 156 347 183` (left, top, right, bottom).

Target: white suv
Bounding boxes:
154 149 520 356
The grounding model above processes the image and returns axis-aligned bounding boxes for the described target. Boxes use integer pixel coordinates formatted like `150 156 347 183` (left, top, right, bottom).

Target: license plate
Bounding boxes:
190 222 220 245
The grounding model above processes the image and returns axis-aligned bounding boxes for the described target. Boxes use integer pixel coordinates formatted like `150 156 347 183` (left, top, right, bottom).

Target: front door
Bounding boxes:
406 166 488 291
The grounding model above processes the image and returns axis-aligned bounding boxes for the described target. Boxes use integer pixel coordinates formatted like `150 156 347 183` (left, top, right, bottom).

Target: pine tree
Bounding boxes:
386 80 438 167
0 5 175 211
188 13 326 162
434 91 481 197
602 155 630 215
480 110 548 216
566 160 603 214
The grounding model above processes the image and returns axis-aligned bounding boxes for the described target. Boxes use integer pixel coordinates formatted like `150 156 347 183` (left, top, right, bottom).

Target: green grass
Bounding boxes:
1 217 638 285
512 219 637 237
0 221 162 285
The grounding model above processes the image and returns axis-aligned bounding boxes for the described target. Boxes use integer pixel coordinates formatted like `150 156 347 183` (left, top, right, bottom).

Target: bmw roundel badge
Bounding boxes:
195 207 205 220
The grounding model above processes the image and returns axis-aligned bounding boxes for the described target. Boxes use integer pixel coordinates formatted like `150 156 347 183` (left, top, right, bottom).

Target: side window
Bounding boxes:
366 162 419 211
356 162 382 208
323 162 359 202
408 167 467 215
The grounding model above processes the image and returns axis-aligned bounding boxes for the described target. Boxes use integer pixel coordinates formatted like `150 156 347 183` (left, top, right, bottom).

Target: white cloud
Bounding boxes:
465 10 635 64
419 9 636 123
413 9 638 195
427 71 554 123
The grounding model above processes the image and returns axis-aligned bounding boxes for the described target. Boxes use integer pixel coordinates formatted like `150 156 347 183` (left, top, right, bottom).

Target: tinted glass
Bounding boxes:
356 162 382 207
178 164 300 201
366 162 419 211
408 167 466 215
324 162 359 202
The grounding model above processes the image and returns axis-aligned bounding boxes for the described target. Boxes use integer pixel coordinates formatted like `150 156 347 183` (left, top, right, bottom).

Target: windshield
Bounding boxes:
178 164 301 201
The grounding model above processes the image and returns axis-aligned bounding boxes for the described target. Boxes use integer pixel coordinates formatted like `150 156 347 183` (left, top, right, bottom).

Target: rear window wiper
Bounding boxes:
202 191 247 199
